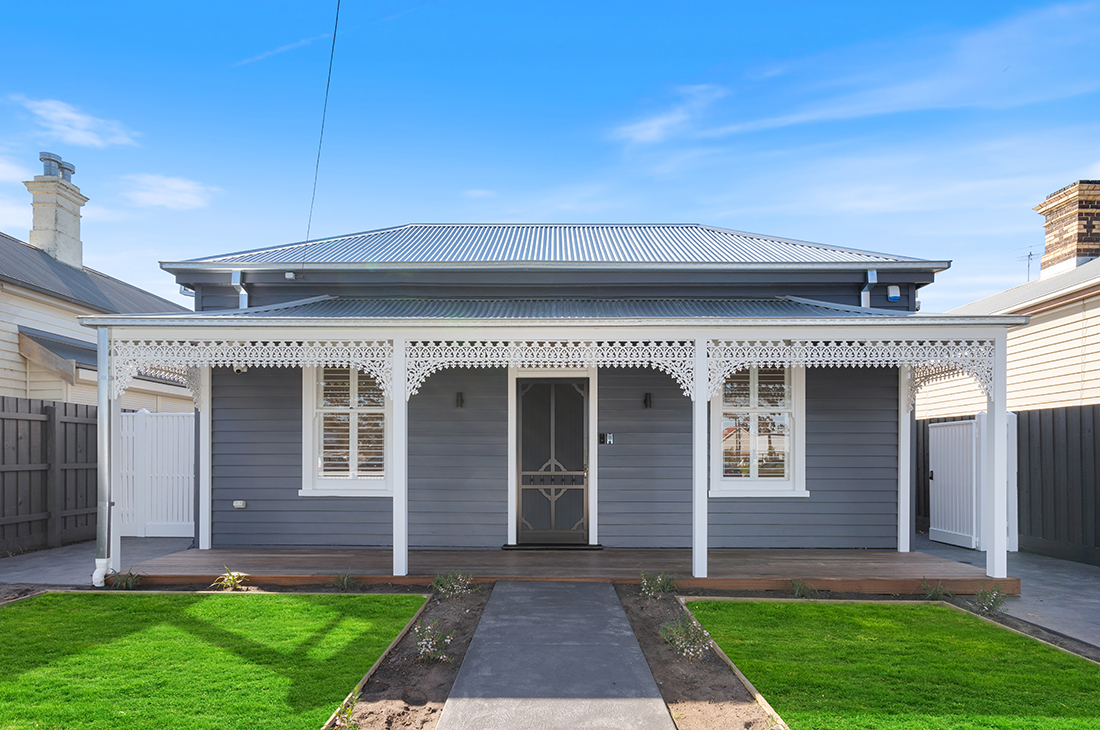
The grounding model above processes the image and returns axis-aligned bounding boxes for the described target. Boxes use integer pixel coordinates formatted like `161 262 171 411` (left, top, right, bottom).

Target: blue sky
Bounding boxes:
1 1 1098 310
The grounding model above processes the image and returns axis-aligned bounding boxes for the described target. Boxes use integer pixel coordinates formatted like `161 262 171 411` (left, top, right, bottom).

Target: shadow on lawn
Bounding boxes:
1 592 422 715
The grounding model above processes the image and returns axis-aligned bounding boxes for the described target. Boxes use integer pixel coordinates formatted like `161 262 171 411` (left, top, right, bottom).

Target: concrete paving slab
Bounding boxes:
915 535 1100 647
436 581 674 730
0 538 193 586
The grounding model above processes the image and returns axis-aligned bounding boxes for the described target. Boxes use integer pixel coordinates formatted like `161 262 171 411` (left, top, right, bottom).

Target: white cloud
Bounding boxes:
0 196 30 233
236 32 332 66
616 3 1100 143
121 174 220 210
612 85 727 144
0 156 32 183
13 96 138 148
462 189 498 199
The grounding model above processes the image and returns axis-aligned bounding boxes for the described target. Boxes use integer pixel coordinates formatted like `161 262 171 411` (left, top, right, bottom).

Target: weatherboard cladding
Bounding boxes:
187 223 914 266
209 364 897 549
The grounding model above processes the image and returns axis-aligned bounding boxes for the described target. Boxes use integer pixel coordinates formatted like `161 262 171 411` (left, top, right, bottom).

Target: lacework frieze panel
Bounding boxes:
707 339 995 404
405 340 695 399
110 339 395 404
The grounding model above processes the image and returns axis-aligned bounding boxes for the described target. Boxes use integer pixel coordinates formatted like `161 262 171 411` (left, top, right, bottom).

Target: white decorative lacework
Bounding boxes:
110 339 394 407
707 339 995 407
405 341 696 399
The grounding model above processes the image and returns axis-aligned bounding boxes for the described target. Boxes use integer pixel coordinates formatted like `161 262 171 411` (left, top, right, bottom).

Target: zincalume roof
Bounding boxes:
177 223 929 267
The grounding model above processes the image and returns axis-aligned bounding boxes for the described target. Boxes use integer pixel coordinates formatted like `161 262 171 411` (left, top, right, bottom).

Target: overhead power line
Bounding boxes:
305 0 342 245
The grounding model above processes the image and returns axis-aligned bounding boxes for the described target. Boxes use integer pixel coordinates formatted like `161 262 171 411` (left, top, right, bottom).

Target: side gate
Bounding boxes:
119 410 195 537
927 412 1018 551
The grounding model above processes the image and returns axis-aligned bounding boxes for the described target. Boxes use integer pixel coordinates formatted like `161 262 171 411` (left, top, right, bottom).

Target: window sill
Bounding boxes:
298 488 392 498
709 488 809 498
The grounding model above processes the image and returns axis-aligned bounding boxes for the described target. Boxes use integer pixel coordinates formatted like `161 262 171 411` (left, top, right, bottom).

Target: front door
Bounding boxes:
517 379 588 544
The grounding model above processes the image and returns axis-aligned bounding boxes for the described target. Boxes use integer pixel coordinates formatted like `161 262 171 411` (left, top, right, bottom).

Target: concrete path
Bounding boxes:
914 535 1100 647
0 537 193 586
436 581 675 730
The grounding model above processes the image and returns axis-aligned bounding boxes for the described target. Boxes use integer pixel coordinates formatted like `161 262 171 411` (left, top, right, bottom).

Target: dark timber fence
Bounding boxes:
917 405 1100 567
1016 405 1099 566
0 397 97 553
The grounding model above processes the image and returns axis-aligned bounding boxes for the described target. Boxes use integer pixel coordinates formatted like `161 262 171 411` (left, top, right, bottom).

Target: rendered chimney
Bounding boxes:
22 152 88 269
1035 180 1100 279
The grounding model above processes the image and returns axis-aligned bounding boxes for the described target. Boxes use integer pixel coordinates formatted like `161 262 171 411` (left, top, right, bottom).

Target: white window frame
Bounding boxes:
709 366 807 498
300 367 392 497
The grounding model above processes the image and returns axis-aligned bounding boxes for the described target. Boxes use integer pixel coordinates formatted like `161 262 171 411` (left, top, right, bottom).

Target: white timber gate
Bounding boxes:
928 412 1018 551
118 410 195 537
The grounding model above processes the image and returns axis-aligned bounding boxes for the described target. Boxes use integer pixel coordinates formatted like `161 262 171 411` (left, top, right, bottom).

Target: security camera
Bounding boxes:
233 365 248 374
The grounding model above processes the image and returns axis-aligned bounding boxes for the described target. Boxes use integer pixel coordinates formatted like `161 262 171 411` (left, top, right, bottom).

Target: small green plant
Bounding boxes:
430 571 474 599
332 572 360 592
973 582 1007 614
107 568 144 590
791 579 819 598
210 566 248 591
639 571 678 599
412 621 454 662
921 577 952 601
331 689 360 728
660 615 711 659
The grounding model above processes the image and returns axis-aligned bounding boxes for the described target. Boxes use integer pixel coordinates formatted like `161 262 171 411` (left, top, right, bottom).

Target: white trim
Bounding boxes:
897 366 911 552
509 367 597 546
299 367 393 497
692 337 708 578
198 367 212 549
588 367 599 546
708 367 807 498
109 397 122 571
507 367 518 545
391 338 409 576
984 331 1009 579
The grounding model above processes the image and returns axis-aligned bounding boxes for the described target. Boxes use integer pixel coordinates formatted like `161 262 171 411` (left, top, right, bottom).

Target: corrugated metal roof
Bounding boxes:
182 224 922 266
950 257 1100 315
169 296 906 321
18 327 97 368
0 232 187 314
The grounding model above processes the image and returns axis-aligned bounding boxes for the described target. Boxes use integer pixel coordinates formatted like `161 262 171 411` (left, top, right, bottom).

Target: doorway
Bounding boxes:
516 379 589 544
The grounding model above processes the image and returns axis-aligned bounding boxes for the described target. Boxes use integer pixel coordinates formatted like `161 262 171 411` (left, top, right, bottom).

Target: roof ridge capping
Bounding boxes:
169 223 940 268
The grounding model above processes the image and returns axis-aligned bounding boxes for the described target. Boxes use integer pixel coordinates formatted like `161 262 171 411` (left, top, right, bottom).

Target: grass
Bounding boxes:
0 591 426 730
690 601 1100 730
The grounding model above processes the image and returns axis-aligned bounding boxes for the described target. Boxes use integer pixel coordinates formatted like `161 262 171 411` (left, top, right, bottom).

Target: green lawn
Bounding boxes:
689 600 1100 730
0 591 426 730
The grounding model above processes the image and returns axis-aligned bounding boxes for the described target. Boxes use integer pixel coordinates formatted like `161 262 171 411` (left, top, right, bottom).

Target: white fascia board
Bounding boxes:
81 321 1020 344
161 260 952 274
78 313 1029 329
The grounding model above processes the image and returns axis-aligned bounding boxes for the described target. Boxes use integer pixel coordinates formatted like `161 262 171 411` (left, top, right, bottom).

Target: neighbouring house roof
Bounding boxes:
18 327 98 368
950 257 1100 316
81 295 1025 327
166 223 947 271
0 231 187 314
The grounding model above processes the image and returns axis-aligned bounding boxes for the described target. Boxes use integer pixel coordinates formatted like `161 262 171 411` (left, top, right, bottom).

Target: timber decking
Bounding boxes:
126 548 1020 595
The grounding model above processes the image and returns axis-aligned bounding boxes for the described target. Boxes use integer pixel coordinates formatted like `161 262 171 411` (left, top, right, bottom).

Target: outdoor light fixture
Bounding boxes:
456 392 464 408
643 392 653 409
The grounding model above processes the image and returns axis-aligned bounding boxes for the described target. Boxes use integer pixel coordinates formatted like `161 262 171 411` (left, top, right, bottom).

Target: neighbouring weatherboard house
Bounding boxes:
0 153 192 411
82 222 1024 585
918 180 1100 566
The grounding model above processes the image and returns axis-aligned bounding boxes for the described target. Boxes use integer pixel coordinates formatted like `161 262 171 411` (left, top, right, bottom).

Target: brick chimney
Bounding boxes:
23 152 88 269
1035 180 1100 279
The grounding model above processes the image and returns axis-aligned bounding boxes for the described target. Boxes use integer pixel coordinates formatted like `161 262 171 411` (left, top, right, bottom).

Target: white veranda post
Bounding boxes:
692 337 708 578
984 332 1009 579
391 338 409 577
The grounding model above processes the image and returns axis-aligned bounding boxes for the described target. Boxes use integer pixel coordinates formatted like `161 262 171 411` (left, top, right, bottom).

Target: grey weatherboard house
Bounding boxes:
81 223 1023 585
